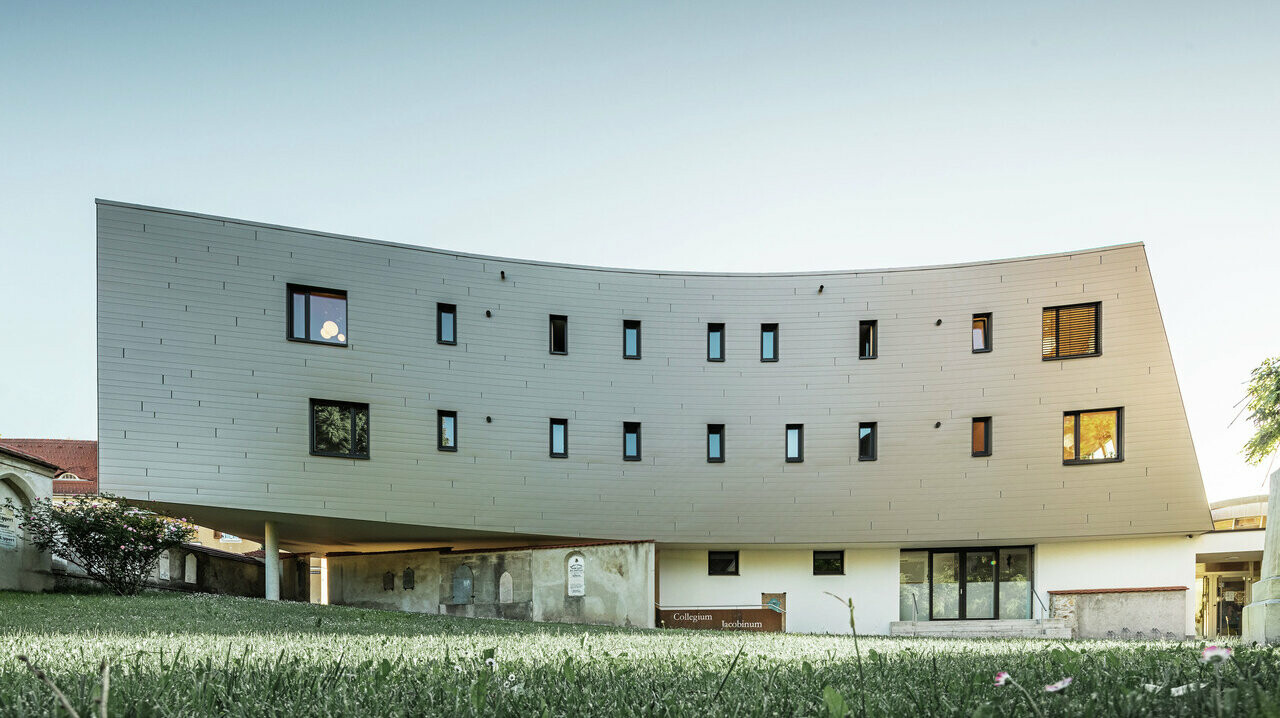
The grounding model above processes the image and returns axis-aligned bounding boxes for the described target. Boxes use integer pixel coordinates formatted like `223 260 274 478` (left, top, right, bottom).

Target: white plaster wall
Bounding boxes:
1193 530 1265 557
1036 536 1198 636
658 548 899 635
0 460 54 592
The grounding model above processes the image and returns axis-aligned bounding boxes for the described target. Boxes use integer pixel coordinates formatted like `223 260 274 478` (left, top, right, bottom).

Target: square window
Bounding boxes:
549 418 568 458
437 303 457 345
708 551 739 576
786 424 804 462
972 417 991 457
859 320 877 359
708 323 725 362
813 550 844 575
707 424 725 463
972 313 992 353
858 422 877 461
550 315 568 355
623 320 641 359
438 410 457 451
288 285 348 346
310 399 369 459
1063 408 1122 463
623 422 641 461
1042 302 1100 359
761 323 778 362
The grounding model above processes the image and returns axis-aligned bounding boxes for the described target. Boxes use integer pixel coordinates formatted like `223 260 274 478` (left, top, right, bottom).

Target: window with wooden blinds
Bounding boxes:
1041 302 1100 359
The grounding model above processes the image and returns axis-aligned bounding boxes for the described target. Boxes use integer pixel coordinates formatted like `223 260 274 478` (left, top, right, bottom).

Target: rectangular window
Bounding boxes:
549 418 568 458
858 422 877 461
813 550 844 576
900 547 1033 621
972 313 992 353
859 320 877 359
785 424 804 462
760 323 778 362
707 323 725 362
623 320 641 359
437 303 457 345
549 315 568 355
1063 408 1122 464
437 410 457 451
623 422 641 461
972 417 991 457
707 424 725 463
288 285 348 346
310 399 369 458
708 551 739 576
1042 302 1100 359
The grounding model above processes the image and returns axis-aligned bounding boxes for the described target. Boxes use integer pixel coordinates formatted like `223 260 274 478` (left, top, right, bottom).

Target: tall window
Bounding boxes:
437 303 457 345
549 315 568 355
310 399 369 458
707 323 725 362
708 551 739 576
549 418 568 458
858 422 877 461
972 313 992 353
437 410 457 451
288 285 348 345
1042 302 1100 359
707 424 725 463
1063 408 1122 464
623 422 641 461
785 424 804 462
859 320 877 359
972 417 991 457
813 550 844 576
760 323 778 362
623 320 641 359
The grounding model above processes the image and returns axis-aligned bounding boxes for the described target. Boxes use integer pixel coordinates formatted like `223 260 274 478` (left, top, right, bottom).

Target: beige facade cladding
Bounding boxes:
327 541 655 628
95 200 1210 550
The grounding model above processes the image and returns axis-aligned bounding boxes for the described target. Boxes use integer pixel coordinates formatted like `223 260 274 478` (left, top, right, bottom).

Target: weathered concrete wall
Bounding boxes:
328 541 654 628
0 457 55 592
51 545 307 600
1052 590 1186 639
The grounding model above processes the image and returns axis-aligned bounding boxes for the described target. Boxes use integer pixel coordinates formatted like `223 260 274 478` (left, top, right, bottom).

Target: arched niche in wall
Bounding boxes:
0 476 30 553
498 571 513 603
402 567 415 591
452 564 473 604
183 553 197 584
566 552 586 597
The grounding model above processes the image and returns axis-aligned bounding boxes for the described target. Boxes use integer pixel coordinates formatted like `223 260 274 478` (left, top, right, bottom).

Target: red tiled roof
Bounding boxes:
1047 586 1188 595
0 439 98 494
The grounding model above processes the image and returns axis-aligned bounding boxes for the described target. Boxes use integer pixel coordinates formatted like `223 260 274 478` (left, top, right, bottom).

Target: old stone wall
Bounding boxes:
1051 589 1186 639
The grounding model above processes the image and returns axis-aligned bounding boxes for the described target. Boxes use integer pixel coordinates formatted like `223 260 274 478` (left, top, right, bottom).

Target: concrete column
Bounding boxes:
1243 468 1280 642
264 520 279 601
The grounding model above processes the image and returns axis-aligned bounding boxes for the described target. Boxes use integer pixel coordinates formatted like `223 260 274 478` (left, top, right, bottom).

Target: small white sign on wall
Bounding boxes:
567 554 586 597
0 529 16 551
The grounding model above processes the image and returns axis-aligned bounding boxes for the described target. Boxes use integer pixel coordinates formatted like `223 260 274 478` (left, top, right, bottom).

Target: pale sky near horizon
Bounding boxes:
1 2 1276 500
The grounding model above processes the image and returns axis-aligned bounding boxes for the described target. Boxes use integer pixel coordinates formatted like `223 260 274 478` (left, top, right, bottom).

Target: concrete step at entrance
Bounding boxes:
889 619 1071 639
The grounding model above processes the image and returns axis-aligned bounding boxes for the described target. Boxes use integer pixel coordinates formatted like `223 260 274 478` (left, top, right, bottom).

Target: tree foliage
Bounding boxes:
6 493 194 595
1243 356 1280 465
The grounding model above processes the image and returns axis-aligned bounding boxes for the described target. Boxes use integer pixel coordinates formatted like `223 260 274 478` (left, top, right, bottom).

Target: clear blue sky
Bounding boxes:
1 2 1276 500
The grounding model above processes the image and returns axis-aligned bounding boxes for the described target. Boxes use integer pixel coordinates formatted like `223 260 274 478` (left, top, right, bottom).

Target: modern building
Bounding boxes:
1195 494 1267 637
96 200 1213 635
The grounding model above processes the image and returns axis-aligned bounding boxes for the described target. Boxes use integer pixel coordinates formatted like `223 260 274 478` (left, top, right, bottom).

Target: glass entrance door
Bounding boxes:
916 548 1030 620
965 551 995 619
931 552 960 619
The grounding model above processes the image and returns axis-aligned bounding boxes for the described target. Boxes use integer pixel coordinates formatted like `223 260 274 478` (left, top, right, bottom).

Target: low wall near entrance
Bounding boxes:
1050 587 1187 639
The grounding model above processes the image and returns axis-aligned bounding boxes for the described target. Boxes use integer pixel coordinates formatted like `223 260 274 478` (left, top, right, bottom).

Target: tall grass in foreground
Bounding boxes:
1 591 1279 717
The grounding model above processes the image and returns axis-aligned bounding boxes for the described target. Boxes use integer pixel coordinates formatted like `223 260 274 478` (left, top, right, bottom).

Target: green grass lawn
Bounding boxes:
0 591 1275 717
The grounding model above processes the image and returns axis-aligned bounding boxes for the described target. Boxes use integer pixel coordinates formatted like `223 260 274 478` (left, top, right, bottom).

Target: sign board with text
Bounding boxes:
658 608 784 632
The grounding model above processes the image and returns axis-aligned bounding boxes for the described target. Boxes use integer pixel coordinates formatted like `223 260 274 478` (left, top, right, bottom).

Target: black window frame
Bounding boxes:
858 422 878 461
707 323 725 362
623 421 642 461
708 550 739 576
707 424 725 463
437 410 458 452
972 416 992 457
549 315 569 355
760 323 779 362
859 320 878 359
623 320 642 360
813 550 845 576
972 312 992 354
905 545 1036 621
1041 302 1102 360
287 284 349 347
308 398 370 459
437 303 457 345
785 424 804 463
549 418 569 458
1062 407 1124 465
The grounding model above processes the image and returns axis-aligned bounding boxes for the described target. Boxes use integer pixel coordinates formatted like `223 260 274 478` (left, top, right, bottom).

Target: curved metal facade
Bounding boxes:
96 201 1211 550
